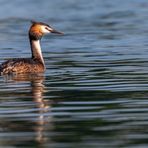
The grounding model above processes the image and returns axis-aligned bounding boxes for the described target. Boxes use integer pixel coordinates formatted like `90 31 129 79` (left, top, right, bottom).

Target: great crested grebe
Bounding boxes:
0 21 63 75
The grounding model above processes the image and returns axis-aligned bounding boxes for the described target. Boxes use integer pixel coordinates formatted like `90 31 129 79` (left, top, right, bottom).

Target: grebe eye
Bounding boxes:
45 26 52 32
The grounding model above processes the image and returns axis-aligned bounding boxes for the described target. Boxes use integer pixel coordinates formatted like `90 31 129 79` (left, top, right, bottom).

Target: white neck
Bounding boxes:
30 40 45 66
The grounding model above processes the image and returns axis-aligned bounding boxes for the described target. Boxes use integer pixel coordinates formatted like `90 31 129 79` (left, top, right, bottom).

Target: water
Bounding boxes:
0 0 148 147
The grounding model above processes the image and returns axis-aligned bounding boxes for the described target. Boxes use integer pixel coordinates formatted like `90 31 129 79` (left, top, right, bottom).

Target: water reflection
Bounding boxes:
0 73 54 147
30 74 53 145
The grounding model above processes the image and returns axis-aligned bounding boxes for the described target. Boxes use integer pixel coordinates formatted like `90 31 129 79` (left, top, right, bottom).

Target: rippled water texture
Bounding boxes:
0 0 148 147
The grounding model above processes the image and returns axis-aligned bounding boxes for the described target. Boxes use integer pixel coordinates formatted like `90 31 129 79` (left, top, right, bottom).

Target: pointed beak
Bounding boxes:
46 27 64 35
51 29 64 35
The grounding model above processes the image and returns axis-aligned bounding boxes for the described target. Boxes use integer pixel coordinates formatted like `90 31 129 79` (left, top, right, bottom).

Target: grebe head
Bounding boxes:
29 21 63 40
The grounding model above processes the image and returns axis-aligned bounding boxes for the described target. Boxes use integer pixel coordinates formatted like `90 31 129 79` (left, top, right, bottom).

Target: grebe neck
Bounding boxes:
30 38 45 66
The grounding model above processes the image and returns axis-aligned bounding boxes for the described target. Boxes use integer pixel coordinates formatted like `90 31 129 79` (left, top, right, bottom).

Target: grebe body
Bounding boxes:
0 21 63 75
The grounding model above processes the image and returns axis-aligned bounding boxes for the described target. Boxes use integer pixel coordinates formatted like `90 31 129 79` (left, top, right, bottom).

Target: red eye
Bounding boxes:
45 27 51 31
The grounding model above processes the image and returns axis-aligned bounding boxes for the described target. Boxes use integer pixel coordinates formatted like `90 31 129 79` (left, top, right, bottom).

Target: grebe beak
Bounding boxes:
46 27 64 35
51 29 64 35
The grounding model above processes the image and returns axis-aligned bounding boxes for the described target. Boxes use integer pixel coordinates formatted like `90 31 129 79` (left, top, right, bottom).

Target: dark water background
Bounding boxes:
0 0 148 147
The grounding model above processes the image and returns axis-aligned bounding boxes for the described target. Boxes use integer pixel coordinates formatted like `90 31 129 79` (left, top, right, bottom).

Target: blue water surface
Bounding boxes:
0 0 148 147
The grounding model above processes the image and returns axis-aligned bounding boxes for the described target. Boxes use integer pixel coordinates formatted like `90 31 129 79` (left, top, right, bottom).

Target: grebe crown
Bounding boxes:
30 20 63 35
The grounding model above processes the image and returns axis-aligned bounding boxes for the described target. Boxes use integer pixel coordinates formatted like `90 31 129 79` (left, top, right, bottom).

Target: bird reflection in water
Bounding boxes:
4 73 54 145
